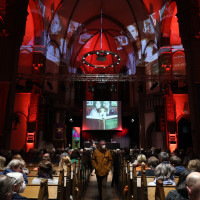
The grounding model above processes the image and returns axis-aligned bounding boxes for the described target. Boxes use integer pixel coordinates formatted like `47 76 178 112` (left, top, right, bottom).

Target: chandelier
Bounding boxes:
82 7 121 68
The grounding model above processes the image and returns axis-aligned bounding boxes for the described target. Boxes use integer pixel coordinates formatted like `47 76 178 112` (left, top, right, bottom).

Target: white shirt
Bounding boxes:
31 177 58 185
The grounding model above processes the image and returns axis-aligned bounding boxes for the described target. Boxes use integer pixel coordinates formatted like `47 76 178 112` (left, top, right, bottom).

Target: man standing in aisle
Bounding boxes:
91 140 112 200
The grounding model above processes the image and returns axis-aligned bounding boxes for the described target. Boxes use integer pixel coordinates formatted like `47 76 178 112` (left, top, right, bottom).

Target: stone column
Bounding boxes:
0 0 29 149
176 0 200 155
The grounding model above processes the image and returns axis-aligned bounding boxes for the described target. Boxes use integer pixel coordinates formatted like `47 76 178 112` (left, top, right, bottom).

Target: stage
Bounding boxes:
84 142 120 149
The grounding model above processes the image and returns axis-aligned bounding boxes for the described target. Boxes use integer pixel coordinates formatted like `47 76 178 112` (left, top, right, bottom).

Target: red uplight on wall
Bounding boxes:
26 132 35 151
162 64 172 72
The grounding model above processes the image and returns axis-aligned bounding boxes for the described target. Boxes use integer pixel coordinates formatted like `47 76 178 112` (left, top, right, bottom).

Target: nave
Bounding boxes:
84 172 119 200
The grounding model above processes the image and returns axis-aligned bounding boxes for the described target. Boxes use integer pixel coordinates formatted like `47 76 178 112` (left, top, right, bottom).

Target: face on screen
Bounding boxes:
127 24 138 40
51 14 61 34
95 101 101 109
103 101 110 109
83 101 122 131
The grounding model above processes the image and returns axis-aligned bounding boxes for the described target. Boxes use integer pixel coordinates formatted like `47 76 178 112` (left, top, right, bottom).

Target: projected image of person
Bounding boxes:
50 14 62 34
141 19 158 63
89 101 101 117
103 101 117 116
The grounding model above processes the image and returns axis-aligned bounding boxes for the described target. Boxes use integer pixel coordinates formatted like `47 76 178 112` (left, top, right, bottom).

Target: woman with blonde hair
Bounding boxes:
187 159 200 172
59 156 71 171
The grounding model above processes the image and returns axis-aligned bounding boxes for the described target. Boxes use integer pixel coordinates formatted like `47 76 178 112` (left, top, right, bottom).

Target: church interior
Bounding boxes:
0 0 200 199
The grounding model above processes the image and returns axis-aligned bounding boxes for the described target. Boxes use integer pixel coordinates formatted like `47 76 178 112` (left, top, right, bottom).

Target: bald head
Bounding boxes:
186 172 200 200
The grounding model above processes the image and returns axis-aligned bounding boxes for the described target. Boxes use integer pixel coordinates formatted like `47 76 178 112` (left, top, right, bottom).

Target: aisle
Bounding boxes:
84 171 119 200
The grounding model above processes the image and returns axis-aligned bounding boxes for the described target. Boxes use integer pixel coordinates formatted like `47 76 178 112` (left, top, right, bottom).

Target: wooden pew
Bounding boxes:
132 164 137 200
21 179 58 200
27 170 59 177
22 169 64 200
27 176 59 183
141 170 148 200
65 164 71 200
38 179 48 200
147 180 176 200
57 168 64 200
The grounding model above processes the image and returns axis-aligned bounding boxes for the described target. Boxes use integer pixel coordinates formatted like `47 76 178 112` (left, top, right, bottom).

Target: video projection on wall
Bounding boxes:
82 101 122 131
72 127 80 149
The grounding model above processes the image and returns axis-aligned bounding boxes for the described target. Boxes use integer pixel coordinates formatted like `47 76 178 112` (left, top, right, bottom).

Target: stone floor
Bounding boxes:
84 171 120 200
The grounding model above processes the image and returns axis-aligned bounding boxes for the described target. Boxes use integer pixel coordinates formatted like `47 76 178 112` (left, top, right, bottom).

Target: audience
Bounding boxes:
2 146 200 199
0 174 15 200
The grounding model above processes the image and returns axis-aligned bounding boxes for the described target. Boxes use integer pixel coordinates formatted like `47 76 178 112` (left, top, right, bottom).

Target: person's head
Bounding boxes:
70 149 80 160
148 156 159 169
127 24 138 40
158 152 169 163
170 156 182 166
99 140 106 150
6 159 25 173
143 19 154 34
59 156 71 170
0 156 6 170
137 154 146 164
176 170 194 198
12 154 23 161
6 172 25 193
50 14 61 34
187 159 200 172
154 163 175 180
38 161 54 179
41 153 51 162
95 101 101 109
186 172 200 200
103 101 110 109
0 175 15 200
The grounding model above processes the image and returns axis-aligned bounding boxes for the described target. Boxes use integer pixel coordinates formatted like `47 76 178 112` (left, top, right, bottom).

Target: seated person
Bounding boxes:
70 149 81 164
12 154 29 175
137 156 159 176
166 170 194 200
170 156 186 176
134 154 146 170
0 156 6 171
89 101 101 117
31 161 58 185
6 172 27 199
186 172 200 200
59 156 71 171
0 174 15 200
158 151 169 164
148 163 175 186
3 159 28 184
103 101 117 116
98 107 107 118
187 159 200 172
